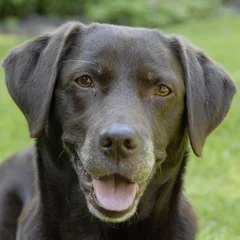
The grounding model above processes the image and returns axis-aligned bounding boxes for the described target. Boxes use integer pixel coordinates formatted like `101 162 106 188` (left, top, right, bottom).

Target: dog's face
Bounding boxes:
55 25 186 222
2 23 236 223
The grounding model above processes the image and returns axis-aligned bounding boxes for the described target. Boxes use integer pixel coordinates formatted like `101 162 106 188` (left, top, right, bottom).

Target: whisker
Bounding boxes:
58 149 65 165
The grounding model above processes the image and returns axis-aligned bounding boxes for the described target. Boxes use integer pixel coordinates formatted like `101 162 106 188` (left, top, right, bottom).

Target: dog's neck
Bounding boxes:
27 129 190 239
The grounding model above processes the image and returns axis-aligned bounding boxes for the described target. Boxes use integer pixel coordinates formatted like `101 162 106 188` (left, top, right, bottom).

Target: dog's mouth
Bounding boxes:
92 175 139 211
75 153 145 222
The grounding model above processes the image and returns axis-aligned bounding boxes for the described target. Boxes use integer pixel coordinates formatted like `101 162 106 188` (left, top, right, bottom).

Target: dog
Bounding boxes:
0 22 237 240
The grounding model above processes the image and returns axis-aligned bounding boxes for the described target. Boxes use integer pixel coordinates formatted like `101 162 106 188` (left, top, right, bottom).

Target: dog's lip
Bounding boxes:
79 167 146 198
79 166 145 198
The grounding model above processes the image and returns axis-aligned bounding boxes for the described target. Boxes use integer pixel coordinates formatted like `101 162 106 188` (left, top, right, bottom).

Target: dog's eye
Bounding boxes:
74 75 93 88
154 85 171 97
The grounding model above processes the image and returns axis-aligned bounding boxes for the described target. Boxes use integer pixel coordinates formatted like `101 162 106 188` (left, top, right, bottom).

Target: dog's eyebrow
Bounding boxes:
60 60 100 71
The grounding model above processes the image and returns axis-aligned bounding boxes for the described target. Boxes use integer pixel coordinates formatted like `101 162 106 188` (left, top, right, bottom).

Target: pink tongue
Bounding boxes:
92 175 138 211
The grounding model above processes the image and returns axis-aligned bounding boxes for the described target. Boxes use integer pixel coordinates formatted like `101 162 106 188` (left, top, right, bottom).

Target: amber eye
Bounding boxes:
74 75 93 88
154 85 171 97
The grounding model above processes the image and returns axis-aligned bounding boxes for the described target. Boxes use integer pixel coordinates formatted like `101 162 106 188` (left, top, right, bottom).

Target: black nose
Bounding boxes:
99 123 140 159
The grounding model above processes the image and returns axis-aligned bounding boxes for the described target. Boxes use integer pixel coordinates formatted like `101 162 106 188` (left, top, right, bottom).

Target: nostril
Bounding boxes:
123 138 137 150
100 137 112 148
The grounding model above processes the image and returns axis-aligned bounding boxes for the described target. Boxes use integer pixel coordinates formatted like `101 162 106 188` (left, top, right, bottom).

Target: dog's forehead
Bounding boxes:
84 24 165 46
73 24 173 66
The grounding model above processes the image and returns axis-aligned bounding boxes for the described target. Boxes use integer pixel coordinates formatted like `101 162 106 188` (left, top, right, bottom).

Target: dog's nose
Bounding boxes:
99 124 140 159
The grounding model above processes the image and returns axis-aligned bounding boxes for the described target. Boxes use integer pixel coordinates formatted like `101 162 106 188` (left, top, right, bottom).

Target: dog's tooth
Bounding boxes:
90 192 95 200
90 182 93 189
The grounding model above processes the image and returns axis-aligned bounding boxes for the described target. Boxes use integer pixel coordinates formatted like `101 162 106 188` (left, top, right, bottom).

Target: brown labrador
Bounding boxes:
0 22 237 240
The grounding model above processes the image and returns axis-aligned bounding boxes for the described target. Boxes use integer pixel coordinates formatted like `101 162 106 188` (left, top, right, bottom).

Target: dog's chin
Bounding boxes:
76 159 146 223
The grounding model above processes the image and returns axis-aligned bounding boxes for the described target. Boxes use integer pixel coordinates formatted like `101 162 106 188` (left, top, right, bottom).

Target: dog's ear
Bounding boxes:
169 36 237 157
2 22 82 138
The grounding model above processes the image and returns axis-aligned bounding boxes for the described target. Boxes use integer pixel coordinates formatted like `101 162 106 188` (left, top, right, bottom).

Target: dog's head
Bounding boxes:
2 22 236 223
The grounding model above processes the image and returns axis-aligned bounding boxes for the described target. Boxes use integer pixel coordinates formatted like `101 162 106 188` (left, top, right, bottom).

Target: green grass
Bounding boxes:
0 35 33 160
0 16 240 239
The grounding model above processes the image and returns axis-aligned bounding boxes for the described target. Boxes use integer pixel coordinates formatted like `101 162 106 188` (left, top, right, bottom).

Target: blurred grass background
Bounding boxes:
0 0 239 239
0 0 234 28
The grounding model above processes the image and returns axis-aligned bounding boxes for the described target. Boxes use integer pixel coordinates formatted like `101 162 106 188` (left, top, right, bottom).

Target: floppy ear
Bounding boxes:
169 36 237 157
2 22 82 138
